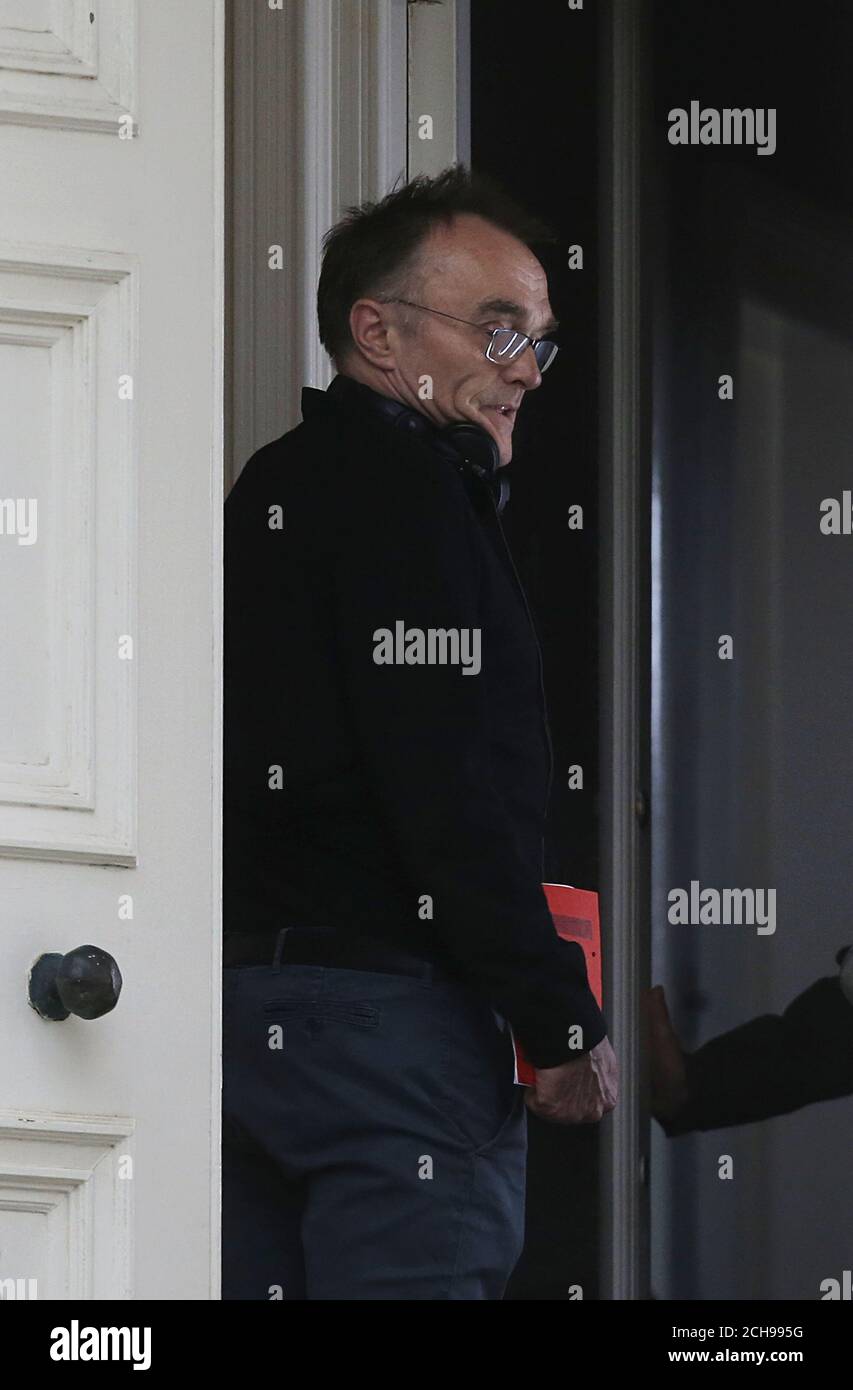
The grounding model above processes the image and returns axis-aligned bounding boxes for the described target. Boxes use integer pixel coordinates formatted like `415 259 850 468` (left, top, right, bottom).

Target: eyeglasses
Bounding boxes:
380 298 559 373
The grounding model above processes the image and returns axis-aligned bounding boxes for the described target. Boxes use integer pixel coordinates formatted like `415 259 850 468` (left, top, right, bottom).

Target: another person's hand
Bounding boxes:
524 1035 619 1124
644 984 689 1121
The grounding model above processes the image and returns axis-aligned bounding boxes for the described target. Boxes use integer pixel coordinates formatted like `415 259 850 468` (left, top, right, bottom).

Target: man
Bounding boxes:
646 945 853 1133
223 166 618 1301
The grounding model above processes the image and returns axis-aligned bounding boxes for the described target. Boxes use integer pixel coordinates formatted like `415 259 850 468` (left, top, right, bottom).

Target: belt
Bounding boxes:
222 925 451 981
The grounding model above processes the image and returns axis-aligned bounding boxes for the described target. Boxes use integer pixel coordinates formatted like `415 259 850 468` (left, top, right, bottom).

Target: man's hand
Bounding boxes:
643 984 689 1121
524 1035 619 1124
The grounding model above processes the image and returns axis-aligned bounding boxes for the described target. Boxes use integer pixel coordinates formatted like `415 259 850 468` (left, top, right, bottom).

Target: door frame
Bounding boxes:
598 0 653 1301
210 0 227 1300
225 0 654 1301
406 0 470 178
226 0 408 490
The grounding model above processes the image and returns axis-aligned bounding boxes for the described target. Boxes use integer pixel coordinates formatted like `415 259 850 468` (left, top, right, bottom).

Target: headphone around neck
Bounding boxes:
439 421 510 515
328 375 510 514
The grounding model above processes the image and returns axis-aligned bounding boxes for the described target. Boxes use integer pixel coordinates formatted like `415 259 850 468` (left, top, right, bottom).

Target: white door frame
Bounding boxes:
227 0 408 488
407 0 470 177
210 0 227 1302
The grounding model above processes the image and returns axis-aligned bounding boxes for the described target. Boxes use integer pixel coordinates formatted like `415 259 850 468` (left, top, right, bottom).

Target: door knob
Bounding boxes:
28 945 123 1021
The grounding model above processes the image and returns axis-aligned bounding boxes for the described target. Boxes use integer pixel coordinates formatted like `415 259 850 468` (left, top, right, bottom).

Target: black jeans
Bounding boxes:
222 959 527 1299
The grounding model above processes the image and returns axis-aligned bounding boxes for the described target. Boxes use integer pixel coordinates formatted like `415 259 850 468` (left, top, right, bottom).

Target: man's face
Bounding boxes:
350 214 557 466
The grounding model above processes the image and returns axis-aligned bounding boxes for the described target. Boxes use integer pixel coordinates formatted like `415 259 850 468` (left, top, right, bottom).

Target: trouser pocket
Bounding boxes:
432 982 521 1154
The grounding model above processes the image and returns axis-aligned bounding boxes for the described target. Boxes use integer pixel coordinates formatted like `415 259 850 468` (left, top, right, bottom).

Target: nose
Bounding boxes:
505 343 542 391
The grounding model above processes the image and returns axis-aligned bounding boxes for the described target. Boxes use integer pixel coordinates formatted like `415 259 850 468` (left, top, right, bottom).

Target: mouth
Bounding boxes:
482 403 519 425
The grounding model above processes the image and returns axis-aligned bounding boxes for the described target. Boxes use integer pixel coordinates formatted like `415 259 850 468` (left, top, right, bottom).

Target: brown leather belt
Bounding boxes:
223 925 451 981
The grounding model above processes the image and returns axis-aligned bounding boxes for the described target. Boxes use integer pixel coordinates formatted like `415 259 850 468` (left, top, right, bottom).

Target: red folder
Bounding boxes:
510 883 603 1086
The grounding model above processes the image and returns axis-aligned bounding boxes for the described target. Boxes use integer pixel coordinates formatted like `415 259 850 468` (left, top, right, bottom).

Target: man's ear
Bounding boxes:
348 298 397 370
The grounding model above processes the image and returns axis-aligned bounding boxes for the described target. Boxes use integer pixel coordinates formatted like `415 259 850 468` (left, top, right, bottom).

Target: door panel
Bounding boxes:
0 0 223 1300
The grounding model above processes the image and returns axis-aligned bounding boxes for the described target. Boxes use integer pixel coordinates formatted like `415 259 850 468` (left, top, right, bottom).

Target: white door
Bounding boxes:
0 0 223 1299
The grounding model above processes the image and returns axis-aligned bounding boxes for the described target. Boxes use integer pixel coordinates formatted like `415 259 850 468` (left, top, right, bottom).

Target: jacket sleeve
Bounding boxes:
325 429 607 1068
659 971 853 1136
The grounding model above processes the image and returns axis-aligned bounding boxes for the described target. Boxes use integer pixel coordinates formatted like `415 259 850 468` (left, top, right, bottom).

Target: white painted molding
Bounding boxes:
208 0 226 1303
0 241 137 865
407 0 463 178
227 0 407 487
292 0 335 399
0 0 138 135
0 1109 135 1300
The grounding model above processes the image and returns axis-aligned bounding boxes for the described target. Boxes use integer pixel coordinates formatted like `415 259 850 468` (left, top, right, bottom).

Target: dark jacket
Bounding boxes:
223 372 607 1067
660 946 853 1134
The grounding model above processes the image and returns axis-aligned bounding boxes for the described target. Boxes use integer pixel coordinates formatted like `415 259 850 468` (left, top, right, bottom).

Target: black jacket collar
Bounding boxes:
300 373 510 515
302 373 450 451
